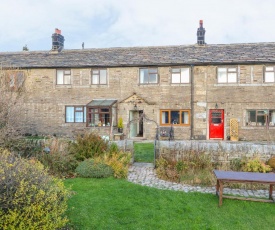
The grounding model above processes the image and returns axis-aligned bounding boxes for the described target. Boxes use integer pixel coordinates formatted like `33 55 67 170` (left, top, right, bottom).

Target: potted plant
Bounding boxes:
117 117 124 133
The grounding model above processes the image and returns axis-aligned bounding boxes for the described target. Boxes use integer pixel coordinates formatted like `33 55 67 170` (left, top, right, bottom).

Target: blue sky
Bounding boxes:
0 0 275 52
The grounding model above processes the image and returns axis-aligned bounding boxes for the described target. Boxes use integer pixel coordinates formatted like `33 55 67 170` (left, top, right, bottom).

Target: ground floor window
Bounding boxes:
160 110 190 126
65 106 86 123
86 99 117 127
246 109 275 126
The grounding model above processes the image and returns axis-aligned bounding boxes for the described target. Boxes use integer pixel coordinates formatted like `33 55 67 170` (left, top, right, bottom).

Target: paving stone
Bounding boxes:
127 164 275 198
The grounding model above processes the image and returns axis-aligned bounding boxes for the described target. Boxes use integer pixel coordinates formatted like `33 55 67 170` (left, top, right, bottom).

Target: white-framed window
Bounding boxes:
57 70 71 85
171 68 190 83
139 68 158 84
264 66 275 83
246 109 275 127
160 110 190 126
91 69 107 85
65 106 86 123
217 67 237 83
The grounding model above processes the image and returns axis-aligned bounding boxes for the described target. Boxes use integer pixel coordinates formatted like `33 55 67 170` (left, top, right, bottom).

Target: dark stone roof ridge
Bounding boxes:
1 42 275 68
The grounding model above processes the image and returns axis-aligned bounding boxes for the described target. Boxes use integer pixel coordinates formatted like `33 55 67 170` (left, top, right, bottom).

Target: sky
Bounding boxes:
0 0 275 52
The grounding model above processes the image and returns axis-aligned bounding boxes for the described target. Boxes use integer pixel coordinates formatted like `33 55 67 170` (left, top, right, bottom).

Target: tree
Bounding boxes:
0 65 27 144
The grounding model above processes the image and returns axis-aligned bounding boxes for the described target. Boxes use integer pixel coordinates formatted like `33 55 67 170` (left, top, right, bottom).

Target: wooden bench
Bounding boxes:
213 170 275 206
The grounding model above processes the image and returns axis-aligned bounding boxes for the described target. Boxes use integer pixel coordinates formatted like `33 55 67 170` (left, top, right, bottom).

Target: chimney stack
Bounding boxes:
197 20 206 45
52 28 64 51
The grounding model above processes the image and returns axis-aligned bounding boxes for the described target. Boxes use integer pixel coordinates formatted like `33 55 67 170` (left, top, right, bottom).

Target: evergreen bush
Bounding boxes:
0 149 69 230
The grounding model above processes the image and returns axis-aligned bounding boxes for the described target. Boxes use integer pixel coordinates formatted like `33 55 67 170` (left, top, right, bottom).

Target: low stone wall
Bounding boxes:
158 141 275 163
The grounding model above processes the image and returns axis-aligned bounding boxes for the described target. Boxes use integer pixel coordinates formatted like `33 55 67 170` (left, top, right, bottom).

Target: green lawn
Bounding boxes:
64 178 275 230
134 142 154 163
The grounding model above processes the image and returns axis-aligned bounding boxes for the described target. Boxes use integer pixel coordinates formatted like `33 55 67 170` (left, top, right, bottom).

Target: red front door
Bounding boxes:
209 109 224 139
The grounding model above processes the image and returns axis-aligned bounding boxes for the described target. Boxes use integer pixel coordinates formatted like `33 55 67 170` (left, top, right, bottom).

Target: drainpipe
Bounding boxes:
190 65 194 140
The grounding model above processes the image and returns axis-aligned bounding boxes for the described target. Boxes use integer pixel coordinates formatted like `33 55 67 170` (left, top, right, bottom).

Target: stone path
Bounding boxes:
128 163 275 199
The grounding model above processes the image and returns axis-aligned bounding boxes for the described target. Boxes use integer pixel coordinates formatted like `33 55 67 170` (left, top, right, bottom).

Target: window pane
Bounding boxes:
149 73 158 83
266 67 274 71
101 108 109 113
140 69 148 83
228 73 237 83
228 68 236 72
218 68 227 83
181 68 190 83
93 70 99 74
75 112 83 122
248 111 256 122
75 107 83 111
66 107 74 122
172 73 181 83
100 70 107 84
84 107 86 122
64 70 71 75
181 111 189 124
64 75 71 84
57 70 63 84
171 111 180 124
265 72 274 82
161 111 169 124
172 68 180 73
93 75 99 84
149 68 157 73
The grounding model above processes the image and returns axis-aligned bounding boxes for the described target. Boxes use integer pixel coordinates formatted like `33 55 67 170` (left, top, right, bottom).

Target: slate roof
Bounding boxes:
1 43 275 68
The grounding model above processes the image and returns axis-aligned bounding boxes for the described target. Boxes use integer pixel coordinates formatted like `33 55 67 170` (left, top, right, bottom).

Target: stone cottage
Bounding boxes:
1 22 275 141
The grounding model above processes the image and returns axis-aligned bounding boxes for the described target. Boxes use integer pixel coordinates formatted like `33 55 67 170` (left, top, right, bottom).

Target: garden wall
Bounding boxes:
158 141 275 163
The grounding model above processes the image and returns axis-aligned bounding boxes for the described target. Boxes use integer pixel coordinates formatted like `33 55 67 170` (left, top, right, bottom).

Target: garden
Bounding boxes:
1 133 275 229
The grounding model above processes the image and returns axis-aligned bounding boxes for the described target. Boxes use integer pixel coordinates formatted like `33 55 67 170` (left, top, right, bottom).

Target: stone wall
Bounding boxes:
158 140 275 163
10 64 275 141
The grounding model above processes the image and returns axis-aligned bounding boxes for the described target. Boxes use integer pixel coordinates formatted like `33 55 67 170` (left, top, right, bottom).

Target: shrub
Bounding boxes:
267 156 275 169
101 151 131 179
0 150 69 230
69 133 109 161
241 157 272 173
75 159 113 178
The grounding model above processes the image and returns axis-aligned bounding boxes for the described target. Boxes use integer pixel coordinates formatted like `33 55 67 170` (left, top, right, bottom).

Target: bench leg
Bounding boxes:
269 185 273 201
219 181 223 207
216 180 220 196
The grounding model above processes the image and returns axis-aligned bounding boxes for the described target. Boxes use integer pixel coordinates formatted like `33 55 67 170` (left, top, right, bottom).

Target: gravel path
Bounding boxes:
128 163 274 199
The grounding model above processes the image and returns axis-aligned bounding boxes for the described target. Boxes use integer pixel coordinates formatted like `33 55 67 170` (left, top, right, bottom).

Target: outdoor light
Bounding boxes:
215 103 218 109
134 103 137 110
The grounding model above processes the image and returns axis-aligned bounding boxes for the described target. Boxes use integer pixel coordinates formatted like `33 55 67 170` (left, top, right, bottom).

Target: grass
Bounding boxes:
64 178 275 230
134 142 154 163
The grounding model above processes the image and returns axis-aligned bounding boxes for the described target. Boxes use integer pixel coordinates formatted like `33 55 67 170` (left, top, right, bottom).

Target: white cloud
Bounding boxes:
0 0 275 51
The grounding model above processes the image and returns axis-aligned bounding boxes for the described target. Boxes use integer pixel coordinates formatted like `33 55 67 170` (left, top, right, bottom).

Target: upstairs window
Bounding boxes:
92 69 107 85
264 66 275 83
171 68 190 83
65 106 86 123
217 67 237 83
139 68 158 84
7 71 25 90
57 70 71 85
160 110 190 126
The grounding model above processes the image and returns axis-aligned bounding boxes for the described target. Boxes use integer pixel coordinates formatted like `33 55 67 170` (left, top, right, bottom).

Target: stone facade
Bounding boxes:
2 42 275 141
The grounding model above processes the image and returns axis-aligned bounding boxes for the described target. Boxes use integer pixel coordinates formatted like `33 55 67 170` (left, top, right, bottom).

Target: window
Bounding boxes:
92 69 107 85
86 99 117 127
139 68 158 84
264 66 275 83
160 110 190 126
65 106 86 123
171 68 190 83
246 109 275 127
87 108 111 127
57 70 71 85
217 67 237 83
7 71 25 90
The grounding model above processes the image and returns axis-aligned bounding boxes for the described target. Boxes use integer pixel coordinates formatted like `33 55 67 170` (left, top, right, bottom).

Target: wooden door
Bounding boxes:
209 109 224 139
